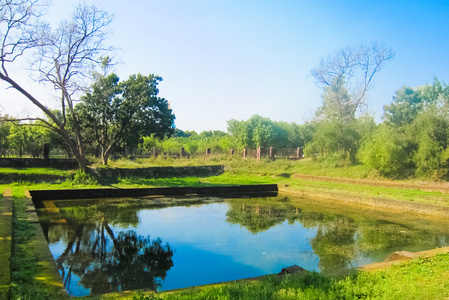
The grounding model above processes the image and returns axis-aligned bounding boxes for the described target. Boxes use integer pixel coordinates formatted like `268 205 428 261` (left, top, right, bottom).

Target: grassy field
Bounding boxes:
2 157 449 299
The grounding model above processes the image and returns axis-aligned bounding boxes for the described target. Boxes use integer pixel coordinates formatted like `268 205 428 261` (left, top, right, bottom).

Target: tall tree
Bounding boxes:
77 73 175 165
307 42 393 162
0 1 113 171
311 42 394 124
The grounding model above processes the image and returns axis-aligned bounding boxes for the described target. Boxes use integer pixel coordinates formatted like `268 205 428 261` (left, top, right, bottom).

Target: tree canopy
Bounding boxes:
76 73 175 165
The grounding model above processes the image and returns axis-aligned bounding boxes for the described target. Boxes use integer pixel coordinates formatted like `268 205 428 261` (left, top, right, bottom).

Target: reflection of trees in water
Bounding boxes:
51 205 173 295
309 216 357 272
355 219 446 255
226 198 302 234
225 197 444 273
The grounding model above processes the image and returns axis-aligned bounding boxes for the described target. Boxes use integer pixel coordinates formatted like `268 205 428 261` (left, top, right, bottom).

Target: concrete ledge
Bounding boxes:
0 158 78 169
92 165 225 178
25 193 68 297
30 184 278 202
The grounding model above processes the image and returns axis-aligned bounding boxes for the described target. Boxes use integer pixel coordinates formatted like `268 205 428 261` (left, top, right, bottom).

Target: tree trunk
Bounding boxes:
101 146 109 165
101 143 116 166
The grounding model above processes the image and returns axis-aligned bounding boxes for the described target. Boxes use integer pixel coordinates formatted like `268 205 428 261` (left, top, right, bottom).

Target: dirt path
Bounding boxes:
292 174 449 193
281 175 449 219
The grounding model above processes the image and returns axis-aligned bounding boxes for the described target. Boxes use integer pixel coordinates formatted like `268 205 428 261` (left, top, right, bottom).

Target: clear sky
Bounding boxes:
2 0 449 132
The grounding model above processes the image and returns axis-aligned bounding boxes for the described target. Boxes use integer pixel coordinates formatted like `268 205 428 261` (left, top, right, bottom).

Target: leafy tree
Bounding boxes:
0 115 12 156
0 1 114 171
7 123 51 157
357 125 413 176
77 73 175 165
227 115 302 150
383 86 426 127
304 116 374 164
411 109 449 177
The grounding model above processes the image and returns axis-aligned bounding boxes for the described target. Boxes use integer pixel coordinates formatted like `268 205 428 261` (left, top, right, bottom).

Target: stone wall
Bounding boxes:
0 158 78 169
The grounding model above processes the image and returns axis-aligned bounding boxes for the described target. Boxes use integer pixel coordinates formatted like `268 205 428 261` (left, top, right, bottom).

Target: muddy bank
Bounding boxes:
292 174 449 193
279 185 449 218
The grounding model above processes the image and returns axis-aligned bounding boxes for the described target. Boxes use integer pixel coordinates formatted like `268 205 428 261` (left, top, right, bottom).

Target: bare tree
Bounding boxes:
0 0 113 171
311 42 394 124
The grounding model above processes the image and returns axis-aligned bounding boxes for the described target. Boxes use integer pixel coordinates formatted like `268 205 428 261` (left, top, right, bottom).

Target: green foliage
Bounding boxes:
7 123 52 157
77 73 175 165
383 86 426 127
358 125 413 176
316 76 355 123
0 115 12 156
304 116 374 164
69 171 99 185
360 79 449 178
227 114 308 149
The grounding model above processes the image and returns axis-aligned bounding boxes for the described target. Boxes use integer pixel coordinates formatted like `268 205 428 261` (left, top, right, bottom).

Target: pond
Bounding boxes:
37 194 449 297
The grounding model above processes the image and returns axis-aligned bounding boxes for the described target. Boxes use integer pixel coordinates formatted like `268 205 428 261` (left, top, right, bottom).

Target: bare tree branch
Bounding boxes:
311 42 394 124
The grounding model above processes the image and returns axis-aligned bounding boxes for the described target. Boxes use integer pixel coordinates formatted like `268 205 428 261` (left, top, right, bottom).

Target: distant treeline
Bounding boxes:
2 79 449 178
139 115 313 156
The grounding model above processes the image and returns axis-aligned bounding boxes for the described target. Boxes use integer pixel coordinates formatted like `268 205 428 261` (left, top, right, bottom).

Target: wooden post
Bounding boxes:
269 147 273 159
296 147 301 159
152 147 157 158
230 149 234 156
180 147 184 158
43 143 50 159
206 148 211 156
243 148 247 158
257 147 261 161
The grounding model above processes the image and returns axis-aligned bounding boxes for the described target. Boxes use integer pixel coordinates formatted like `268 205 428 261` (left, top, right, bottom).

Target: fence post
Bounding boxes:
257 147 261 161
296 147 300 159
230 149 234 156
243 148 247 159
269 147 273 159
152 147 157 158
180 147 185 158
43 143 50 159
206 148 211 156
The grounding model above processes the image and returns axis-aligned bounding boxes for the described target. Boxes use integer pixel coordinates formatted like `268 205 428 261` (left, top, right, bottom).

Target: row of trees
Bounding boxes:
359 79 449 177
137 115 313 157
0 115 62 157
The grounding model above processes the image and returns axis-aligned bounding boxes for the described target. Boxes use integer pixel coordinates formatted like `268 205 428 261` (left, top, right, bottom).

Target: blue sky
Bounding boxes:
2 0 449 132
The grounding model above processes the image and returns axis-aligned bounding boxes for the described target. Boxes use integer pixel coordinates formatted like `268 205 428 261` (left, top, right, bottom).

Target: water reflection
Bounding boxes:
38 195 449 296
47 205 173 295
226 197 301 233
224 197 449 272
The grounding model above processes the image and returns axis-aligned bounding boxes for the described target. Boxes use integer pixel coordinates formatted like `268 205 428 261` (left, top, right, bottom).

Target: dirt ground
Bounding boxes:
292 173 449 193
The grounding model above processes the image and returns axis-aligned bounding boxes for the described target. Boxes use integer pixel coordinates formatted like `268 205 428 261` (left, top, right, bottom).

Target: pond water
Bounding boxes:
37 195 449 297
